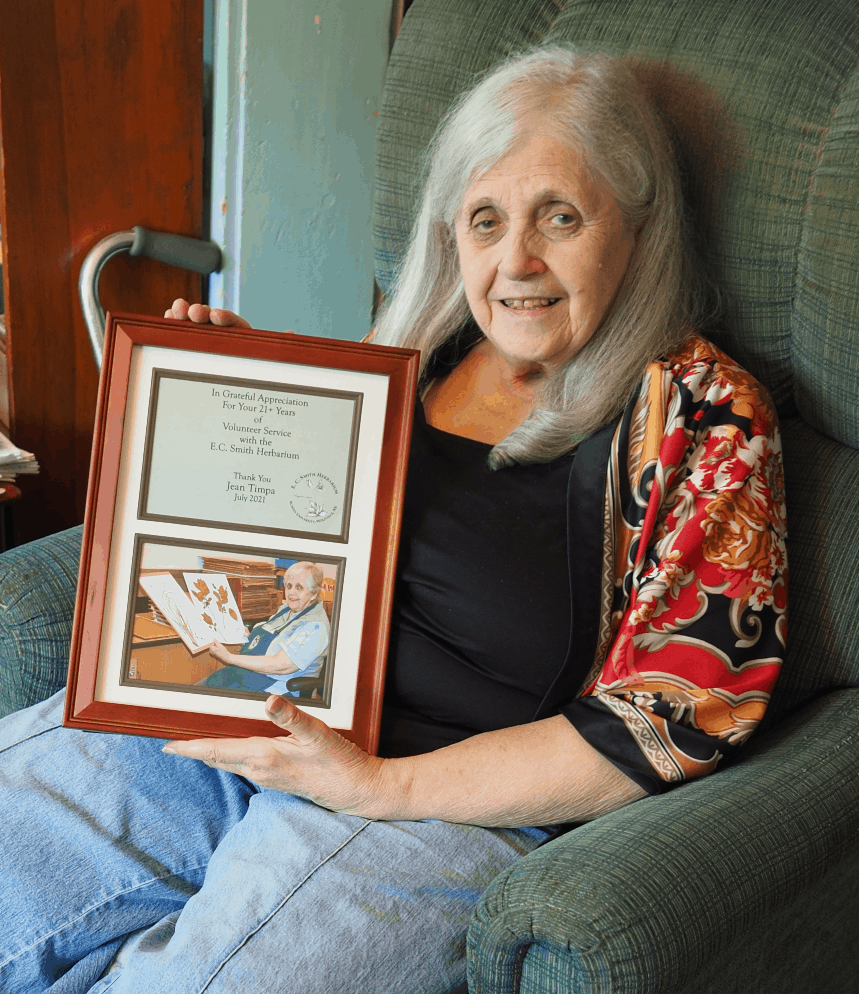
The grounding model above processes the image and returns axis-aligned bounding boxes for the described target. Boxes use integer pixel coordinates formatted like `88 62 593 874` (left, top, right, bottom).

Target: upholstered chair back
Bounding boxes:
372 0 859 727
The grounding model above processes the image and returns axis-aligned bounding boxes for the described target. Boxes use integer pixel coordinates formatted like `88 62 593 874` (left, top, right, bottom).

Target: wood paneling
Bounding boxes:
0 0 204 545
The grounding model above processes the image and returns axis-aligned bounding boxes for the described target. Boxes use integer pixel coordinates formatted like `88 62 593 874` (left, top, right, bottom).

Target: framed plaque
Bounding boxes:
64 314 418 754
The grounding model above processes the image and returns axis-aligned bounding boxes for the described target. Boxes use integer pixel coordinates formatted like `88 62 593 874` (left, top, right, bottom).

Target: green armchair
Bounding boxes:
1 1 857 991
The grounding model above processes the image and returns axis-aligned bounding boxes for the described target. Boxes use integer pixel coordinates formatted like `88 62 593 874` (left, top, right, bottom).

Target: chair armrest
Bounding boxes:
0 525 83 717
284 675 324 698
468 688 859 994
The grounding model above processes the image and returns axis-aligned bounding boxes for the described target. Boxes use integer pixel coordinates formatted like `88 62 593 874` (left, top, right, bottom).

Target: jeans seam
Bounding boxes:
0 859 212 971
0 720 63 755
197 817 374 994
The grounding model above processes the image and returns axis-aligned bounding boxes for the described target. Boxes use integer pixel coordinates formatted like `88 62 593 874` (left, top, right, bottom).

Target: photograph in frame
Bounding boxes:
64 314 419 753
123 535 343 709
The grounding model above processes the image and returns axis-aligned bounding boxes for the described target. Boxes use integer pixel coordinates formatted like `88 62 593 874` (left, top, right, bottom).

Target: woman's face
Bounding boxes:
284 569 317 613
454 132 634 375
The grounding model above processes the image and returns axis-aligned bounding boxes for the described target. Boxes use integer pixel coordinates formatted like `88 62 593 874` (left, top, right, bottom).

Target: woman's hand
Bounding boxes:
162 696 385 816
207 640 234 667
164 297 252 328
162 704 645 826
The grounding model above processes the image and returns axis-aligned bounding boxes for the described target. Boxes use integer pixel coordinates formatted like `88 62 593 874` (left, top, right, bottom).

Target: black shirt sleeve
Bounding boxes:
561 696 665 796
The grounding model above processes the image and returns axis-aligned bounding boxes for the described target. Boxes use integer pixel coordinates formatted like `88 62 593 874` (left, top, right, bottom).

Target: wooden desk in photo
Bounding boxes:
127 614 227 685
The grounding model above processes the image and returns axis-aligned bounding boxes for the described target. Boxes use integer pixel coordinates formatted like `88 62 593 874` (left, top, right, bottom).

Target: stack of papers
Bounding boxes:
0 430 39 479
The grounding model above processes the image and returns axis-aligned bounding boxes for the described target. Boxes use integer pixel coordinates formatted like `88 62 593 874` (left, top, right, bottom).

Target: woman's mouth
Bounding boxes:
501 298 561 310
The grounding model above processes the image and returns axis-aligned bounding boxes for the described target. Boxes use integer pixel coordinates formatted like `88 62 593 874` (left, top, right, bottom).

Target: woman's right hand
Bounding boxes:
164 298 252 329
208 640 234 666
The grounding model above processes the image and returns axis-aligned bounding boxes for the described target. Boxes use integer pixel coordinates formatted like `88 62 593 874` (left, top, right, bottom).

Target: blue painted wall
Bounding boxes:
208 0 392 340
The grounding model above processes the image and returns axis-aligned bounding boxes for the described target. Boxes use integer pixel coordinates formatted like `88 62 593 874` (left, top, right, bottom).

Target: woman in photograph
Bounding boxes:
203 561 330 696
0 47 786 994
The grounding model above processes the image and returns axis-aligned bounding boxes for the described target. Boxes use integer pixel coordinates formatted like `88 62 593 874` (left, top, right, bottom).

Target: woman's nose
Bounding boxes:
497 228 548 280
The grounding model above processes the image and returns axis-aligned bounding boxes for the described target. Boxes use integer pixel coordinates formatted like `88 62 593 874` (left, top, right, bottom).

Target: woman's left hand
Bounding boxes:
164 298 252 328
162 696 384 816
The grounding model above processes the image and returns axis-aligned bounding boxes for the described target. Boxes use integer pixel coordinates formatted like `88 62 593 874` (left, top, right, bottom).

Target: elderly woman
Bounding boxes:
0 48 786 994
203 561 330 696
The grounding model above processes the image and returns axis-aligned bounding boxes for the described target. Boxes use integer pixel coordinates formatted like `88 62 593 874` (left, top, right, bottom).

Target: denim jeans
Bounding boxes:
0 692 557 994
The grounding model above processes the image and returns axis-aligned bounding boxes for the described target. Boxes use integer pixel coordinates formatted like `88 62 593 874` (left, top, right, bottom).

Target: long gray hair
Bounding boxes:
373 47 711 468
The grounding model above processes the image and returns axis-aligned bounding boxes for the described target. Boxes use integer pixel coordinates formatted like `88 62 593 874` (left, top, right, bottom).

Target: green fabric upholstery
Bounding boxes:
767 417 859 723
467 691 859 994
792 65 859 446
0 525 82 718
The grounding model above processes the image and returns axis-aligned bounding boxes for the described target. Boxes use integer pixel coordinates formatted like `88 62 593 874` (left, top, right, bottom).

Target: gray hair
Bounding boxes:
286 561 323 596
373 47 711 467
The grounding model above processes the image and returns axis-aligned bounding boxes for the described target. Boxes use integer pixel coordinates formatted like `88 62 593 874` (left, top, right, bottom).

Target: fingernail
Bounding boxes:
162 744 177 754
266 695 285 715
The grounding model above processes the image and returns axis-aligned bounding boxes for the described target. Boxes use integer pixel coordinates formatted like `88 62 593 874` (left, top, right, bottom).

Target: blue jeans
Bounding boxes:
0 692 557 993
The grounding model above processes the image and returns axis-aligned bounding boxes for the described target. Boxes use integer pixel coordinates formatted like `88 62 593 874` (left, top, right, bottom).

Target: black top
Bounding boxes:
378 403 578 757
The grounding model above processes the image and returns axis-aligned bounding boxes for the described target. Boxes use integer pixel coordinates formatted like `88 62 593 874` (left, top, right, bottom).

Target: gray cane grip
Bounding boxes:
130 226 222 274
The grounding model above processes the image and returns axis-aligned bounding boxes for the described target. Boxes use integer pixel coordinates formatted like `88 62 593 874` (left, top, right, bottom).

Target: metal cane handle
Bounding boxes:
79 228 223 369
130 226 222 275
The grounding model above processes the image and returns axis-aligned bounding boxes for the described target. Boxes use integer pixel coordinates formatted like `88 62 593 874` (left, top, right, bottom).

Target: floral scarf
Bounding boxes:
565 335 788 786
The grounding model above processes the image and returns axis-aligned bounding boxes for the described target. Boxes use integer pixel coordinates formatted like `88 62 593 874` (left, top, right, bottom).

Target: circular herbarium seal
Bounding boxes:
289 472 340 524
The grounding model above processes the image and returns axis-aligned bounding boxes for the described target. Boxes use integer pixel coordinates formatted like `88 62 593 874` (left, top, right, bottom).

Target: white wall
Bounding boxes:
208 0 392 340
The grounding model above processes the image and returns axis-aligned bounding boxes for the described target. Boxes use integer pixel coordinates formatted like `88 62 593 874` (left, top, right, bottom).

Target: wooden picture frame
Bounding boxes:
64 314 418 754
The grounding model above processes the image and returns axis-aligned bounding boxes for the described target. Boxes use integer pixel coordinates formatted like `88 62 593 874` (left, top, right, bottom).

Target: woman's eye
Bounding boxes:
467 207 501 233
548 212 578 228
